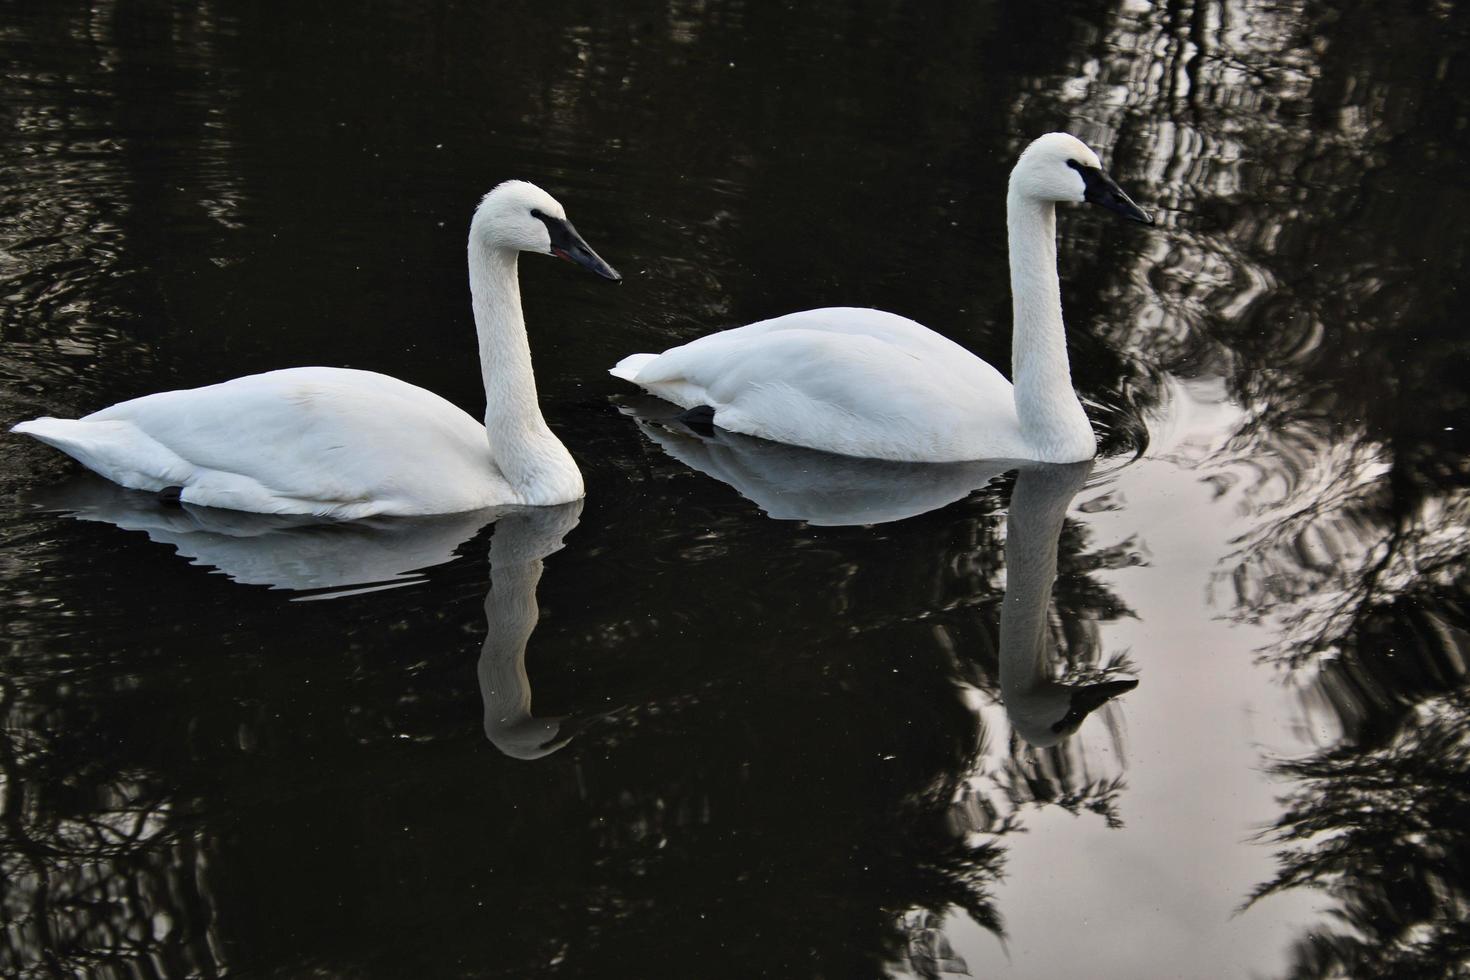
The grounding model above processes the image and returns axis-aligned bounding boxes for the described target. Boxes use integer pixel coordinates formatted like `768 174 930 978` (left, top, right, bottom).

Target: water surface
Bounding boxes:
2 1 1468 977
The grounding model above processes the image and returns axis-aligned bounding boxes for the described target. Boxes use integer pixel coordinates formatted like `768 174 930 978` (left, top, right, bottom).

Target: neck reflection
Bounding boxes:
477 501 583 759
28 475 591 759
999 462 1137 748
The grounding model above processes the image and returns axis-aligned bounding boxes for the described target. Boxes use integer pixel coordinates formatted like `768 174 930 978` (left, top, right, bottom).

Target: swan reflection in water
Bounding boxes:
617 401 1136 744
27 475 505 597
1000 461 1137 747
475 501 585 759
618 396 1011 526
27 470 505 593
27 477 587 759
32 456 1133 755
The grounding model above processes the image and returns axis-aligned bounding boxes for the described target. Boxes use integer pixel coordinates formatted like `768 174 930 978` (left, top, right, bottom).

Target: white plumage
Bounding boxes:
614 306 1024 460
13 181 620 517
16 369 508 517
611 133 1151 464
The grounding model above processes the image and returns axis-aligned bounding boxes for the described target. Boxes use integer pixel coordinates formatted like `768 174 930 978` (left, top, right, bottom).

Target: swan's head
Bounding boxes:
471 180 622 281
1010 133 1152 224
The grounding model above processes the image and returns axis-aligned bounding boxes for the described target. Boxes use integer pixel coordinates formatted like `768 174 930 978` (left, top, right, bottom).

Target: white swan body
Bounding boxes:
610 133 1150 464
12 181 620 518
614 307 1029 461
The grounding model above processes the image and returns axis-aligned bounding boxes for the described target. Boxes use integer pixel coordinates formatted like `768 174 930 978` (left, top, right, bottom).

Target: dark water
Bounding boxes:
2 1 1468 977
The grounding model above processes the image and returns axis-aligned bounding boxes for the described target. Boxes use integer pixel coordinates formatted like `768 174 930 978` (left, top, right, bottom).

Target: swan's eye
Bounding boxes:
1065 159 1083 172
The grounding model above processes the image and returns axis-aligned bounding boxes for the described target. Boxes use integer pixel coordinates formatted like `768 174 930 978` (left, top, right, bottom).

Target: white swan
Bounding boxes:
11 181 620 518
609 133 1149 463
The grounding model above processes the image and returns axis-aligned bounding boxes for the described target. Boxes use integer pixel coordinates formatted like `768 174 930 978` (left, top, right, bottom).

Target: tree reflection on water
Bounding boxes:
1035 0 1470 975
0 449 1140 977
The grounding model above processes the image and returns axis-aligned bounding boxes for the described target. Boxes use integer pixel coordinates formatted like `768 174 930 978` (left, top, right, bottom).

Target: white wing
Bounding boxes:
14 367 511 517
611 308 1027 462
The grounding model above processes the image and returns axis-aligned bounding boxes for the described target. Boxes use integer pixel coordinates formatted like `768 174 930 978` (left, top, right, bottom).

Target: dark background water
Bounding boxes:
2 1 1468 977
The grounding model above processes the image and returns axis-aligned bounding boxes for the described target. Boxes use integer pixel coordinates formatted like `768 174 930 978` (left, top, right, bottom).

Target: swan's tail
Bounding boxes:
12 417 103 459
12 417 189 492
609 352 657 384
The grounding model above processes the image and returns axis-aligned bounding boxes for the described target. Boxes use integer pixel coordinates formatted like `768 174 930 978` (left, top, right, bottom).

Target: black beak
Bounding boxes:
1068 161 1153 225
532 209 622 281
1051 678 1140 735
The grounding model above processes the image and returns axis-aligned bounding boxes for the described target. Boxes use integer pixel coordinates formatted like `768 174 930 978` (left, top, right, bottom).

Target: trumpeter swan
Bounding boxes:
12 181 620 518
610 133 1149 464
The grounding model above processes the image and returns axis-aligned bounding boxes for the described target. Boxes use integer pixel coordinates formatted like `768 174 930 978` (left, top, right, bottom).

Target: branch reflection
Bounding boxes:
1026 0 1470 973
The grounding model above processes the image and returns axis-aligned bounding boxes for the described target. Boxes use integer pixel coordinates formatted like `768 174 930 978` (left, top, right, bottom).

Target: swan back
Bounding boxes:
612 307 1026 461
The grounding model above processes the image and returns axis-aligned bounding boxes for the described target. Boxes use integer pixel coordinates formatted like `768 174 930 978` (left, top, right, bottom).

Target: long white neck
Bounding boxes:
468 241 583 505
1005 192 1096 462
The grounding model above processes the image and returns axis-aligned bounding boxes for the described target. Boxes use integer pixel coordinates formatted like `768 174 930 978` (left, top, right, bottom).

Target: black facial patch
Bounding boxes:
530 208 576 254
529 207 623 281
1066 159 1152 224
1066 158 1099 179
1066 159 1112 200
